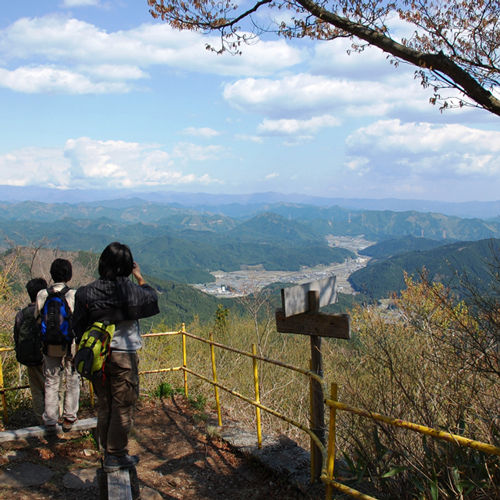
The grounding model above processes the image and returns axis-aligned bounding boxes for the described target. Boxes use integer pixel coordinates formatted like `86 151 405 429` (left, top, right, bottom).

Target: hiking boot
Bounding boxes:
62 418 77 432
103 454 140 473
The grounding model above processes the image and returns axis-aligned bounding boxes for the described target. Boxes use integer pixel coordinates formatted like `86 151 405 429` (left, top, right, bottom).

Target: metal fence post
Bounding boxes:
326 383 338 500
209 332 222 426
0 352 8 424
252 343 262 449
309 359 315 484
182 323 188 397
89 380 95 408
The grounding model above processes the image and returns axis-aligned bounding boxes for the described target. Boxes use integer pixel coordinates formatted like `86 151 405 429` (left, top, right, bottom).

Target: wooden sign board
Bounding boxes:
276 308 350 339
281 276 337 317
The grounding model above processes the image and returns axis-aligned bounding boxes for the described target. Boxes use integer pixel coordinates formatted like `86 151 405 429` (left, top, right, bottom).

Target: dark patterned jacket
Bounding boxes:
73 276 159 341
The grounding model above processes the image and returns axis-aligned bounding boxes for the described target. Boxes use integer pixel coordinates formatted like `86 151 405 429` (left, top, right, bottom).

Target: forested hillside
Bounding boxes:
0 211 354 284
359 235 452 260
0 248 243 330
349 238 500 298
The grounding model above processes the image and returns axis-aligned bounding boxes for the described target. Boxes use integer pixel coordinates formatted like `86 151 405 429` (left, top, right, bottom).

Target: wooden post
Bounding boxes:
276 278 350 483
309 290 325 480
97 467 140 500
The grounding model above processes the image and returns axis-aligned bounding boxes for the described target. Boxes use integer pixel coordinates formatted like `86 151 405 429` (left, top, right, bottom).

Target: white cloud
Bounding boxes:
283 136 314 146
235 134 263 143
223 73 429 120
172 142 226 162
80 64 147 81
0 17 303 95
0 138 221 189
264 172 279 180
310 40 402 80
257 115 340 136
62 0 100 6
0 147 71 187
182 127 221 138
65 137 222 187
0 66 134 93
344 120 500 178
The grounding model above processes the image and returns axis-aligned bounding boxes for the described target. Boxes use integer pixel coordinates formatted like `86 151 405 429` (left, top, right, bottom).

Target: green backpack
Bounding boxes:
74 322 115 380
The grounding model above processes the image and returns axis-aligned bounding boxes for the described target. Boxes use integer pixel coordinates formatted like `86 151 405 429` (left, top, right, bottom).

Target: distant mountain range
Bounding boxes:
0 210 353 283
0 200 498 242
0 186 499 219
2 197 500 289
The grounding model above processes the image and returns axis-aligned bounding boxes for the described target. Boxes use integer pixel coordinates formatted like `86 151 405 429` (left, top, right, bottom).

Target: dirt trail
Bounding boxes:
0 396 317 500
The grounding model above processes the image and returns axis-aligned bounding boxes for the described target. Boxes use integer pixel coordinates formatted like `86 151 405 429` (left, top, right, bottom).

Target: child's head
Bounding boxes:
50 259 73 283
26 278 48 302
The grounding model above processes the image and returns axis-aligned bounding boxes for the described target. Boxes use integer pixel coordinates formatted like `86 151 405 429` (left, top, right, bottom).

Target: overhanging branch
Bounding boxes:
296 0 500 116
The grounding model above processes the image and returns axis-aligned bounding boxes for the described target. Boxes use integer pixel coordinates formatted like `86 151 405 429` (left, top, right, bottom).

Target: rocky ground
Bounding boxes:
0 395 324 500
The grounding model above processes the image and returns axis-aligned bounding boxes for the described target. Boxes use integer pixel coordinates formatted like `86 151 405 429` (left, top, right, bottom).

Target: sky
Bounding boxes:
0 0 499 203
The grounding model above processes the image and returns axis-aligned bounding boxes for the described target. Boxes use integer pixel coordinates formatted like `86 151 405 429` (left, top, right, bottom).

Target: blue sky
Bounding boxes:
0 0 499 203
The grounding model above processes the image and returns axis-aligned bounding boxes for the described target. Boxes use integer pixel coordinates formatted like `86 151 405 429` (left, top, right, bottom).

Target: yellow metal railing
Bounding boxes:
3 328 500 500
0 347 30 423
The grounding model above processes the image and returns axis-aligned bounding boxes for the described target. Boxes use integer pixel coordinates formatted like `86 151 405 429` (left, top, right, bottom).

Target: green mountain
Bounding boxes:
227 212 324 244
6 198 500 288
141 275 246 329
156 213 238 233
0 212 354 283
360 236 452 260
1 199 500 243
349 238 500 298
134 231 354 278
0 200 197 223
306 210 500 241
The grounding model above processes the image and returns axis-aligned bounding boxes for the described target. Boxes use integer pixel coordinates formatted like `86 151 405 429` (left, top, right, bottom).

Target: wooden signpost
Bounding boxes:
275 276 351 481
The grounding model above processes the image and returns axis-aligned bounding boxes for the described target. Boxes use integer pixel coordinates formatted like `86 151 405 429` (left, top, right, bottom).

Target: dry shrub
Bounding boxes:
140 311 314 446
0 244 98 425
319 274 500 499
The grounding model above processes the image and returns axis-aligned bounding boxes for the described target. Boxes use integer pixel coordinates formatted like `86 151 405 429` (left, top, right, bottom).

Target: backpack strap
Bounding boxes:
22 306 34 321
46 285 69 297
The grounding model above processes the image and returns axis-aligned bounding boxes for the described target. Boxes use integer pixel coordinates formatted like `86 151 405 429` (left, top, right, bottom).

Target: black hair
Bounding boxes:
26 278 48 302
50 258 73 283
98 242 134 281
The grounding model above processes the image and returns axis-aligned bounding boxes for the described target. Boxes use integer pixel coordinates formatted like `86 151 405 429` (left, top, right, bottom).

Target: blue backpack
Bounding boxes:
41 286 74 348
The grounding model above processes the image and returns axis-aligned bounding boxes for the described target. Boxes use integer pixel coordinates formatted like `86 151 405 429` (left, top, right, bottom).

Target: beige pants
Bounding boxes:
43 354 80 426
